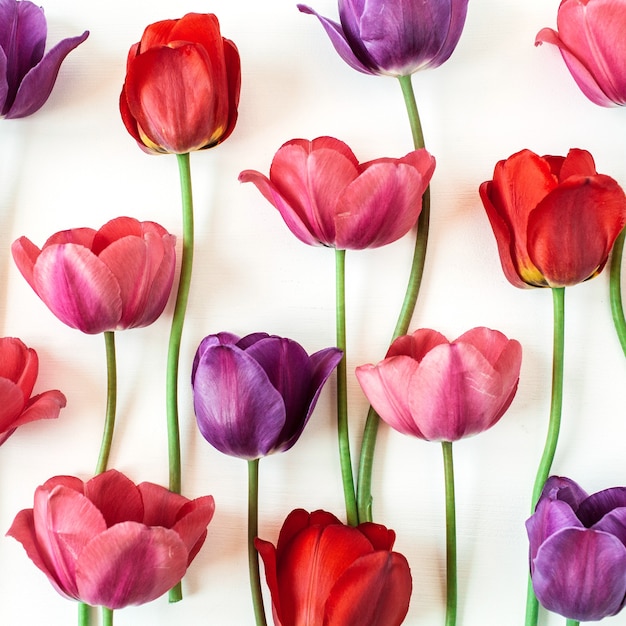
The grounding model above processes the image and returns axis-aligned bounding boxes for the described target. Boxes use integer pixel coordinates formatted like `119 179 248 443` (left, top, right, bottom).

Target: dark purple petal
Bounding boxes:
192 343 286 459
538 475 589 510
577 487 626 527
531 527 626 621
5 30 89 118
593 508 626 548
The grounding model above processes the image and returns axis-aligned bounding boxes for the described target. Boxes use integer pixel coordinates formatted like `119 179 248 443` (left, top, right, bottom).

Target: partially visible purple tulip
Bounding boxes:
527 476 626 621
191 332 342 460
0 0 89 119
297 0 469 77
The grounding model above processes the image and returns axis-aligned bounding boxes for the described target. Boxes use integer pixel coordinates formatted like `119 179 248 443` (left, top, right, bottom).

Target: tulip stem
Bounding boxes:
442 441 457 626
77 602 91 626
357 74 430 523
566 620 579 626
94 331 117 476
335 249 358 526
248 459 268 626
525 287 566 626
166 152 195 603
102 608 113 626
609 228 626 356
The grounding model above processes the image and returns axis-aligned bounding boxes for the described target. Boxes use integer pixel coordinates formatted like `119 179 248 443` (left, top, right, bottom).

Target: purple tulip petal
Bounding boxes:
76 522 188 609
539 475 589 510
192 344 286 458
532 527 626 621
191 332 241 384
592 507 626 548
577 487 626 527
5 31 89 119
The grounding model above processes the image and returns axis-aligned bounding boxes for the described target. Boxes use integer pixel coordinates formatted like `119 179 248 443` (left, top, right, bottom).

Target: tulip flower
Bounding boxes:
255 508 412 626
536 0 626 107
479 148 626 289
0 337 66 445
7 469 214 609
192 332 342 460
297 0 469 77
120 12 241 154
11 216 176 334
526 476 626 621
0 0 88 119
356 327 522 442
239 136 435 250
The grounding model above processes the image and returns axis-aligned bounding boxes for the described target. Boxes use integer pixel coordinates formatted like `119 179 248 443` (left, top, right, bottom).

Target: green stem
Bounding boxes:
356 74 430 523
248 459 267 626
565 620 579 626
335 249 358 526
525 287 566 626
102 608 113 626
94 331 117 476
442 442 457 626
77 602 91 626
609 228 626 357
166 152 194 603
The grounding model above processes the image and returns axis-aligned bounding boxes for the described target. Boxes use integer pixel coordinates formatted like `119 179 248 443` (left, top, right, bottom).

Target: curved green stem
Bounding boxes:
166 152 195 603
94 331 117 476
525 287 566 626
442 442 457 626
248 459 268 626
610 228 626 356
335 249 358 526
78 602 91 626
102 608 113 626
356 74 430 523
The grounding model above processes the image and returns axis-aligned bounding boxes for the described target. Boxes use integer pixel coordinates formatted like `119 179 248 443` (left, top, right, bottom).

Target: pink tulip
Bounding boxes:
356 327 522 441
12 216 176 334
239 136 435 249
536 0 626 106
0 337 66 445
7 469 215 609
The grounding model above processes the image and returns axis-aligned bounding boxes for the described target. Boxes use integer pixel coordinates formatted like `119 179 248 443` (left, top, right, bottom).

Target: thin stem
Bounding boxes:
166 152 195 603
565 620 579 626
356 74 430 523
609 228 626 356
78 602 91 626
94 331 117 476
335 249 358 526
102 608 113 626
525 287 566 626
442 442 457 626
248 459 267 626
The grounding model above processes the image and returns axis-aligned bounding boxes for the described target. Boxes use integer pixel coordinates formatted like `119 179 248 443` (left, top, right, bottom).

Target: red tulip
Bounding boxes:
536 0 626 107
355 327 522 442
239 136 435 250
479 148 626 288
7 469 215 609
11 216 176 334
120 12 241 154
0 337 66 445
255 509 412 626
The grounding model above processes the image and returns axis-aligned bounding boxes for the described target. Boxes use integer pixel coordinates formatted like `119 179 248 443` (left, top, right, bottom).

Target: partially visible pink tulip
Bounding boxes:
356 327 522 442
7 469 215 609
536 0 626 106
239 136 435 250
12 216 176 334
0 337 65 445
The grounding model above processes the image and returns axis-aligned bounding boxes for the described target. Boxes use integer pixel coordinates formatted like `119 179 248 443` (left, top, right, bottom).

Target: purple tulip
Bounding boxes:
191 332 342 460
297 0 469 77
0 0 88 119
527 476 626 621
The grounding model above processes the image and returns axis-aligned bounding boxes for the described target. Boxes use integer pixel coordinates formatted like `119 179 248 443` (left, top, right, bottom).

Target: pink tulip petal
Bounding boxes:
76 522 188 609
386 328 448 359
11 236 42 292
172 496 215 562
84 470 144 527
0 377 25 431
0 337 37 395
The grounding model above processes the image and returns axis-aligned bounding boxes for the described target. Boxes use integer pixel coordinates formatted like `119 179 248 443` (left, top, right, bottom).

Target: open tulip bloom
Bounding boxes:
0 337 66 445
527 476 626 622
7 469 215 612
0 0 88 119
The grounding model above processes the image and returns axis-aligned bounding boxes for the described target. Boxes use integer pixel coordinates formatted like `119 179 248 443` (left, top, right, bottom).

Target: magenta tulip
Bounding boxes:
255 508 412 626
12 216 176 334
356 327 522 442
0 0 88 118
7 469 214 609
239 136 434 250
536 0 626 107
0 337 66 445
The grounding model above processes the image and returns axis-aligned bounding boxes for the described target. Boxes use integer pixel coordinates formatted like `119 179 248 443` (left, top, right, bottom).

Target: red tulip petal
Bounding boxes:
255 537 283 622
11 236 42 292
386 328 448 360
276 509 341 553
32 243 122 333
527 175 626 287
6 389 66 431
556 148 597 181
0 337 35 389
43 227 97 249
84 470 144 528
0 378 25 431
161 13 223 58
324 551 412 626
357 522 397 552
76 522 188 609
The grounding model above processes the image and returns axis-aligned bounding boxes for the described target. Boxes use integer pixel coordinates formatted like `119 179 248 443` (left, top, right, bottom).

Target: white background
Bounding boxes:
1 0 626 624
